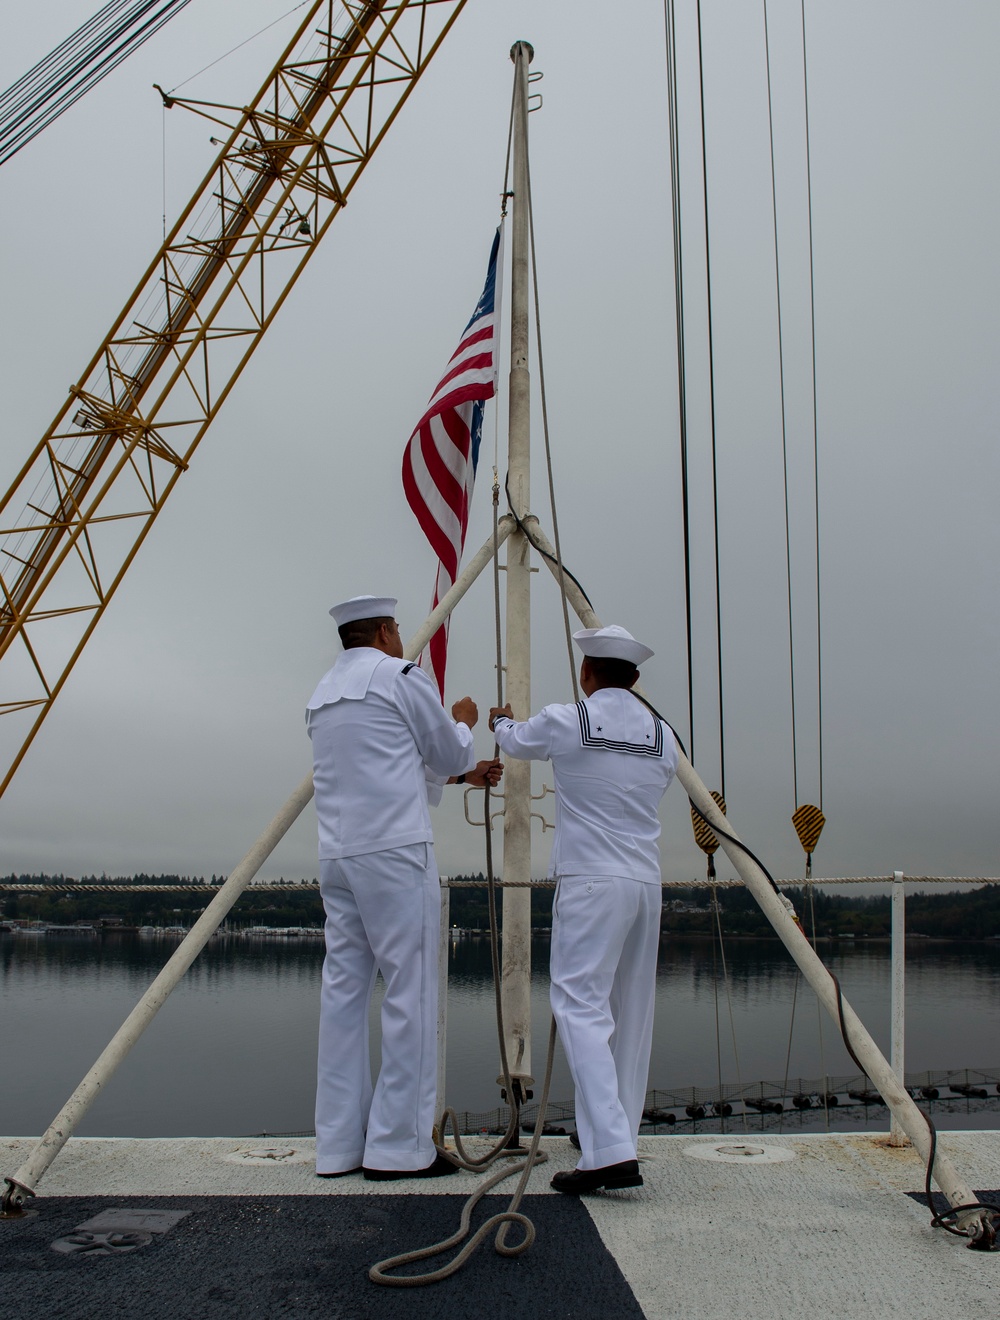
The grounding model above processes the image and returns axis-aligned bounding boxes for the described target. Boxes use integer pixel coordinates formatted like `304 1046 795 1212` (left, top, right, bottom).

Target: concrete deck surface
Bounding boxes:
3 1132 998 1318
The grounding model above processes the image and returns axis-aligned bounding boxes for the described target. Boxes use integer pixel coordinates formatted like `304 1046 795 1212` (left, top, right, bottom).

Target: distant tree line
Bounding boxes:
1 874 320 930
3 874 998 938
660 883 1000 940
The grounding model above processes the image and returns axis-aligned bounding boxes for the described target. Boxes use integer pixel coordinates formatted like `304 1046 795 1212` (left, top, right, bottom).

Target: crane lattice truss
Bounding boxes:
0 0 467 796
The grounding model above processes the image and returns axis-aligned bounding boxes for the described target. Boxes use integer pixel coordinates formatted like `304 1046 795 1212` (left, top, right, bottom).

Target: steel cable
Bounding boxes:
762 0 799 808
693 0 727 799
523 112 578 699
662 0 696 762
799 0 825 811
0 0 193 167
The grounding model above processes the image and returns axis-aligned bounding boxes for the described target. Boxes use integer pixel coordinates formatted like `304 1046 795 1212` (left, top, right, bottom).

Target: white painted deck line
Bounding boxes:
3 1132 998 1317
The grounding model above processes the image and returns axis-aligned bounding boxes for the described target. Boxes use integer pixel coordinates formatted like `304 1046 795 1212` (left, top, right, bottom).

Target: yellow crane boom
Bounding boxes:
0 0 467 797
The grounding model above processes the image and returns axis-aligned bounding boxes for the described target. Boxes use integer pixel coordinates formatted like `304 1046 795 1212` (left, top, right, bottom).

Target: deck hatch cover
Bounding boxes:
50 1207 190 1255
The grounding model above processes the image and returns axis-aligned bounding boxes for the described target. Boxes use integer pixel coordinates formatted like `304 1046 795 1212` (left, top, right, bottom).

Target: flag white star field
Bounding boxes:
402 229 501 698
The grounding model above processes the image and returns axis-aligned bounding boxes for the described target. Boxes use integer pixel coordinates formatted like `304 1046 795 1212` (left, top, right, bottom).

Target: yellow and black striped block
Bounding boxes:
691 791 727 855
792 803 825 855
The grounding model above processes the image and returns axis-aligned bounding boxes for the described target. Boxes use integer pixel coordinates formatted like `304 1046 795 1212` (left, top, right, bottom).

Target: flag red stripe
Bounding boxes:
402 447 459 577
419 418 466 519
413 381 495 437
402 231 500 698
449 323 494 358
434 350 493 392
440 411 475 540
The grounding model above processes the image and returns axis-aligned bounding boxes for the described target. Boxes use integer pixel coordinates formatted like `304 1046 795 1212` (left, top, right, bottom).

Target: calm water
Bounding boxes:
3 931 999 1137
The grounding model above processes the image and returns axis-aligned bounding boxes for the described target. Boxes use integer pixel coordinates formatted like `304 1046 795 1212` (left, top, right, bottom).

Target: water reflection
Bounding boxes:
3 931 998 1138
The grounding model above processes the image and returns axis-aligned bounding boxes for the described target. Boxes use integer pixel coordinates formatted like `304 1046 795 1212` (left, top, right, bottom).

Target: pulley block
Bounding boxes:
691 791 726 856
792 803 825 855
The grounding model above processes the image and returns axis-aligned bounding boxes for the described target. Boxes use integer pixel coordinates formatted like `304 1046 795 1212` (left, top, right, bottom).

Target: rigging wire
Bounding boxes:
711 885 749 1131
662 0 696 762
524 125 579 700
762 0 800 810
664 0 827 831
763 0 827 821
694 0 727 800
161 100 167 242
800 0 825 811
780 972 799 1131
0 0 135 117
828 970 1000 1237
498 51 584 698
503 474 593 611
661 0 728 795
0 0 193 167
710 891 725 1126
806 883 831 1130
494 70 517 475
167 1 310 94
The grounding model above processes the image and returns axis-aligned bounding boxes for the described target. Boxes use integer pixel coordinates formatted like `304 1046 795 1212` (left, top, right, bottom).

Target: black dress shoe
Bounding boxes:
551 1160 642 1195
362 1153 458 1182
569 1131 581 1151
316 1167 361 1178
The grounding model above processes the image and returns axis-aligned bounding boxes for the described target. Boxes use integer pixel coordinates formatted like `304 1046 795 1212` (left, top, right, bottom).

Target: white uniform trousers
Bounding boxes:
315 843 440 1173
550 875 661 1170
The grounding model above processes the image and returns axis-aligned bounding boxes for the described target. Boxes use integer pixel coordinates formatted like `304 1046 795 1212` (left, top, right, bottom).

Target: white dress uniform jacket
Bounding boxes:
494 687 678 1172
306 646 475 1174
492 688 678 880
307 647 476 856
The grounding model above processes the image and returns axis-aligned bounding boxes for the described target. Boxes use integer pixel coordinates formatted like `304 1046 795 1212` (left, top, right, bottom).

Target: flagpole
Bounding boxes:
499 38 535 1119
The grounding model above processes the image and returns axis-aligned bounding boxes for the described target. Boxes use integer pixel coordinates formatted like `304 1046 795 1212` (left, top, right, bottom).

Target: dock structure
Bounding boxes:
3 1131 997 1317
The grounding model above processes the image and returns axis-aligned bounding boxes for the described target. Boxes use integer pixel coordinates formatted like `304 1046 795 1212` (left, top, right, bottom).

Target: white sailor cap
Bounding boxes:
572 624 654 667
329 595 398 626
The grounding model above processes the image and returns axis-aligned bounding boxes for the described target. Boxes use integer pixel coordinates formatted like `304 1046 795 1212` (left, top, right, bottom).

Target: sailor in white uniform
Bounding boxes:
490 625 678 1194
307 595 499 1180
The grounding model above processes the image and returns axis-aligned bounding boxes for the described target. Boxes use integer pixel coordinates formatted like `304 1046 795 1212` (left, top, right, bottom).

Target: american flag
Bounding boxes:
402 229 502 698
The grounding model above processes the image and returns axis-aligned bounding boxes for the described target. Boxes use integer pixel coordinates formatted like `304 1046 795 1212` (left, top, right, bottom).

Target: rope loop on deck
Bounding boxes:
367 1153 542 1286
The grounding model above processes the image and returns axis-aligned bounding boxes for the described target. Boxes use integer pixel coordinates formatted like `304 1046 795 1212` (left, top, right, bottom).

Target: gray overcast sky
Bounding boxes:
1 0 998 885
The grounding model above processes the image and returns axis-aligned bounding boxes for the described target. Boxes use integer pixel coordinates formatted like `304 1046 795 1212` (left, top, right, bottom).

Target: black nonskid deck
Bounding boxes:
5 1193 645 1320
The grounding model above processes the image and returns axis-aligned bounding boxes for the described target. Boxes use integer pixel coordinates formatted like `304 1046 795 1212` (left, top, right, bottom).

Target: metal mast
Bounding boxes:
499 39 534 1109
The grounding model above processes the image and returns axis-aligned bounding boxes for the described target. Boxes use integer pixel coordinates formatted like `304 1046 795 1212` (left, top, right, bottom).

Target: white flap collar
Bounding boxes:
306 648 387 710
